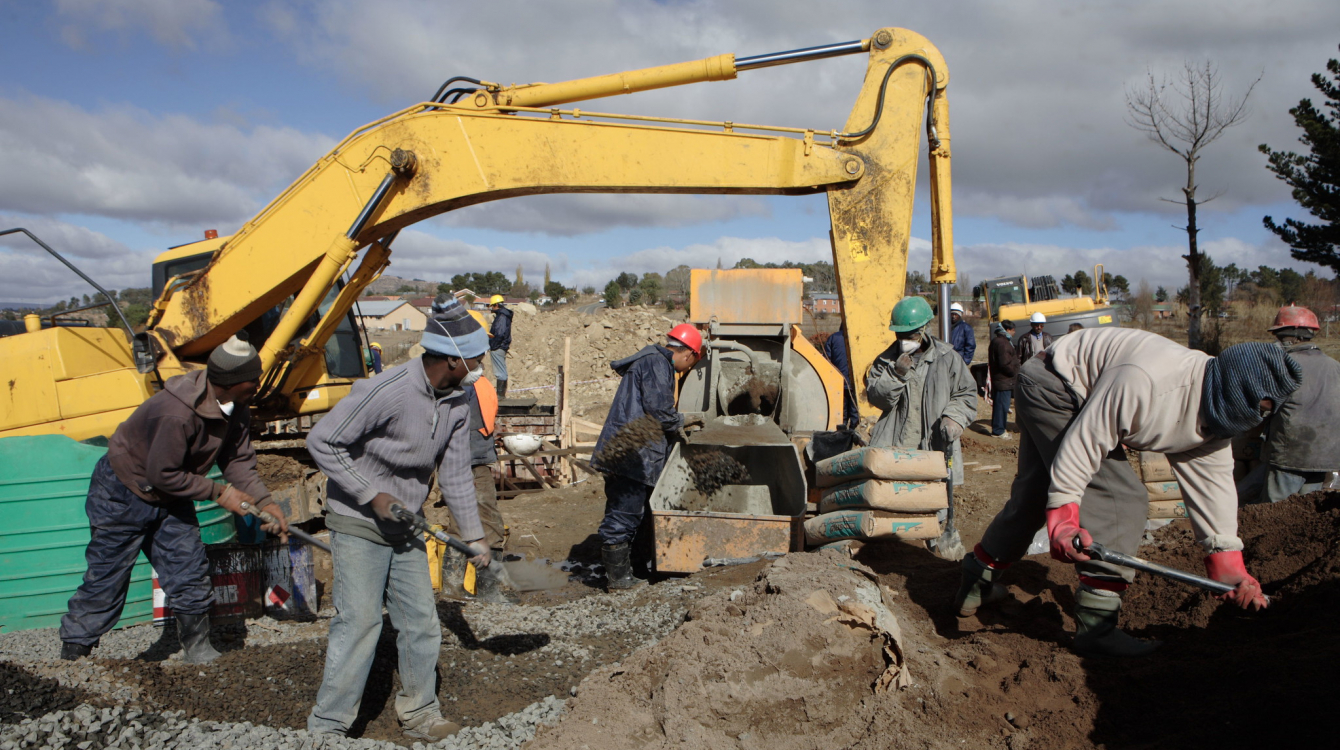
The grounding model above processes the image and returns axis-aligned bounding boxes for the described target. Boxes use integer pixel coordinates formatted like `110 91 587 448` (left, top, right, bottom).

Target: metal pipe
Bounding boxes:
709 340 762 374
1082 541 1268 603
346 173 397 240
238 501 331 553
938 283 952 342
735 39 867 71
1 228 139 341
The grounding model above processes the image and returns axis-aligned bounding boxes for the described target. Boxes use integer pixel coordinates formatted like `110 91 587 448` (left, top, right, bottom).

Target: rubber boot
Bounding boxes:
953 553 1008 617
404 716 463 740
176 613 221 664
602 542 644 591
496 379 508 398
440 550 469 600
1072 587 1162 658
473 552 520 605
60 642 92 661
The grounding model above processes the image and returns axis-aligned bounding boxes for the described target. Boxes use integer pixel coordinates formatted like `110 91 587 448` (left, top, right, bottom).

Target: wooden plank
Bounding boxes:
571 458 598 476
498 446 593 460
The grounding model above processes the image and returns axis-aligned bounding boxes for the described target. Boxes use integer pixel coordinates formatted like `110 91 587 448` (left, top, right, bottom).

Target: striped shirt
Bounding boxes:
308 356 483 541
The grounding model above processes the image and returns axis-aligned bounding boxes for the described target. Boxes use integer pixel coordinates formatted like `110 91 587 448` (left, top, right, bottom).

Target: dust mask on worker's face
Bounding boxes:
459 363 484 387
216 400 235 417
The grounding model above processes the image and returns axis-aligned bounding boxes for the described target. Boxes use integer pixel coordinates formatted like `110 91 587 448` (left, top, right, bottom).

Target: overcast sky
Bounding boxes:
1 0 1337 304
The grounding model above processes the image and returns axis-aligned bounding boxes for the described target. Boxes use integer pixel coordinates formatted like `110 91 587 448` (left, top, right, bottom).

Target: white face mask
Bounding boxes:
459 364 484 387
217 400 235 417
898 338 920 354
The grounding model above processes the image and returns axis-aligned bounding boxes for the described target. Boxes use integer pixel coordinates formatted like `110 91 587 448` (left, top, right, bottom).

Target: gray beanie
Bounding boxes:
421 297 488 359
1200 342 1302 439
207 334 263 386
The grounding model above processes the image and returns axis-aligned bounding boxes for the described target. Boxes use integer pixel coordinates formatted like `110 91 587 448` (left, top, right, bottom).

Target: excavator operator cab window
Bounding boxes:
985 277 1026 316
152 252 212 299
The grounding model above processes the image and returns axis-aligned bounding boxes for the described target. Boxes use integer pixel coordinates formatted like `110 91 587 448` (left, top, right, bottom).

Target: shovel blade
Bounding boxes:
930 529 965 561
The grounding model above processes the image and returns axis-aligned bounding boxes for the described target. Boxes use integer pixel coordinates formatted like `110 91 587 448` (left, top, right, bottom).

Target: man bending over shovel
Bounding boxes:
955 328 1300 657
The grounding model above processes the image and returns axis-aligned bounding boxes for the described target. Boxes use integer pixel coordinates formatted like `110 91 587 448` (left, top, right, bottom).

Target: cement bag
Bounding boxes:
1148 499 1187 519
804 510 939 545
815 447 947 488
1146 480 1182 502
1139 452 1176 482
818 479 948 514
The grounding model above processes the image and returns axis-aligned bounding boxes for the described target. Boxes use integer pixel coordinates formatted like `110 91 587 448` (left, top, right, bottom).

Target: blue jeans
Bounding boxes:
991 389 1013 436
490 349 508 381
598 473 653 546
307 531 443 736
61 456 212 647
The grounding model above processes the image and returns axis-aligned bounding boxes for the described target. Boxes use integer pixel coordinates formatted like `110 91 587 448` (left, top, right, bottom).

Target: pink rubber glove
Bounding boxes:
1046 503 1092 563
1204 551 1268 610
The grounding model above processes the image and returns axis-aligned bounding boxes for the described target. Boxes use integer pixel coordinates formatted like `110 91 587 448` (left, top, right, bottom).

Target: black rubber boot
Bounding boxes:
60 642 92 661
496 379 508 398
602 543 644 591
953 553 1008 617
176 613 221 664
440 550 469 600
1072 587 1162 658
473 552 520 605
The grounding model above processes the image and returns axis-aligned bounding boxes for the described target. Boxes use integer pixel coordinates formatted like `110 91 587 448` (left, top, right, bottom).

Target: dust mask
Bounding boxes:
899 339 920 355
460 364 484 387
217 400 235 417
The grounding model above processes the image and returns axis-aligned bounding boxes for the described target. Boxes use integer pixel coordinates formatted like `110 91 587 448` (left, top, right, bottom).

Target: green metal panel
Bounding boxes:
0 435 225 633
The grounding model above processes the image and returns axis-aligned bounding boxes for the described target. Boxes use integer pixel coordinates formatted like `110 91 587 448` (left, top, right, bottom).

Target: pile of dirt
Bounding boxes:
589 414 662 474
530 550 907 749
0 663 102 722
256 453 304 490
684 450 751 496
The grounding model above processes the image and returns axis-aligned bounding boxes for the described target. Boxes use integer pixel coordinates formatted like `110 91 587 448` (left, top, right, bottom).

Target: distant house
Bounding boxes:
360 295 401 302
355 300 427 331
1152 303 1175 320
409 296 436 314
535 295 552 306
805 293 841 314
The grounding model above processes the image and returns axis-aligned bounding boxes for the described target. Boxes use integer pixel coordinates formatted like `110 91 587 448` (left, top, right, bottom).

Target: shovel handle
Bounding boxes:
389 504 476 556
1082 541 1267 603
238 502 331 553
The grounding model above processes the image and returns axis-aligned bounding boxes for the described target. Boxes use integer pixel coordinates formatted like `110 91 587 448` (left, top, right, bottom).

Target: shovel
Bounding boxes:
930 447 965 561
237 501 331 553
1078 539 1270 606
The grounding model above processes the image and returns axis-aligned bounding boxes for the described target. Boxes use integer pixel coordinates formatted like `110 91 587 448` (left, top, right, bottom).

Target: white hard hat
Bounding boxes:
1030 312 1046 324
950 303 964 314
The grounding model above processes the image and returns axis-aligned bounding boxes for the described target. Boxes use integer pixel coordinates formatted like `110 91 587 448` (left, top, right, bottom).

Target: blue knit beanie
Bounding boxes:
1200 343 1302 438
421 297 488 359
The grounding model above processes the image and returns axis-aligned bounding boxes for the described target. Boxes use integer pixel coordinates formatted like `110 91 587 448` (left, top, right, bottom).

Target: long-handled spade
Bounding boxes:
1077 539 1270 606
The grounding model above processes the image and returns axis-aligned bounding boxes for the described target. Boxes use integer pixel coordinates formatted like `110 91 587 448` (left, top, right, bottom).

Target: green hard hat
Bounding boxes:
889 295 934 332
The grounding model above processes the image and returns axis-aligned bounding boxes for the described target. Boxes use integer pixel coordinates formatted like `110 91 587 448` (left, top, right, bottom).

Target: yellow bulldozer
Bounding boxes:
1 27 963 622
975 264 1119 336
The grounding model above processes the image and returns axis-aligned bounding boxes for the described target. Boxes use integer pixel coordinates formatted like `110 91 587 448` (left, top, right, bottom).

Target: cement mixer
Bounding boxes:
649 269 847 572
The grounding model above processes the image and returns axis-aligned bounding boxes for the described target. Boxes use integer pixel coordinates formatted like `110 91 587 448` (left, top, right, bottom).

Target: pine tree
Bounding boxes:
1260 47 1340 274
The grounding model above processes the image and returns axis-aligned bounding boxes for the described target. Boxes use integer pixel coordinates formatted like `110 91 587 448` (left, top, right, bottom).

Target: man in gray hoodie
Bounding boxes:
306 300 491 742
955 328 1301 657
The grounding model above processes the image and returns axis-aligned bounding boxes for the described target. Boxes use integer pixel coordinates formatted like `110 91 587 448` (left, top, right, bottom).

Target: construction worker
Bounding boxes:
956 328 1301 657
59 335 289 664
1239 305 1340 503
488 294 513 397
866 296 977 485
592 324 705 590
367 341 383 374
306 299 492 741
948 302 975 365
438 376 519 603
821 326 860 429
987 320 1020 439
1016 312 1052 364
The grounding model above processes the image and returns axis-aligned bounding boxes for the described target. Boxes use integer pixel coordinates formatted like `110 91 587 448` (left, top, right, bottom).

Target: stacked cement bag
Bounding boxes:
804 447 947 545
1139 452 1187 518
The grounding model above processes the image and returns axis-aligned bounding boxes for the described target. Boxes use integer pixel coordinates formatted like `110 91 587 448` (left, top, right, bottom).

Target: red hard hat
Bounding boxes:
667 323 704 355
1268 305 1320 331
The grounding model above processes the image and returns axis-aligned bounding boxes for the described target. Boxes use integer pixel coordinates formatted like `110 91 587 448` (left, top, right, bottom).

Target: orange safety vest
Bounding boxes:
473 378 498 436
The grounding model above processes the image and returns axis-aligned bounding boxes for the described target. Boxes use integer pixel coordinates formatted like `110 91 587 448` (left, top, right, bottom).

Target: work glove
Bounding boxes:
1204 551 1268 610
673 427 691 444
1046 503 1092 563
215 485 256 516
938 416 963 442
466 540 492 568
893 353 913 378
254 501 290 543
681 413 706 429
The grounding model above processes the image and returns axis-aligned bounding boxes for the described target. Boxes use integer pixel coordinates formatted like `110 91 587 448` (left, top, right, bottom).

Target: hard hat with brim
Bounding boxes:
490 295 505 305
950 302 964 314
1030 312 1046 324
667 323 704 355
1268 305 1320 331
889 296 934 333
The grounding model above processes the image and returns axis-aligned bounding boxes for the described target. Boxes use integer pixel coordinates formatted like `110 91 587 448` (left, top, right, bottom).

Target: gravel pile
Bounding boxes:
0 698 564 750
0 616 331 665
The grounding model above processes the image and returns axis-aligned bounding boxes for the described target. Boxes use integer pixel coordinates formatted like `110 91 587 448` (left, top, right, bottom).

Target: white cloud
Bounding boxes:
379 230 567 285
262 0 1340 231
0 95 334 227
0 215 157 304
56 0 226 51
568 235 832 289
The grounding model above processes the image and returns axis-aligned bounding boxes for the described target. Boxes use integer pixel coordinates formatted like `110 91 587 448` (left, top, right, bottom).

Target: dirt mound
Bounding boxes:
590 415 663 476
530 550 908 749
256 453 304 490
684 450 751 496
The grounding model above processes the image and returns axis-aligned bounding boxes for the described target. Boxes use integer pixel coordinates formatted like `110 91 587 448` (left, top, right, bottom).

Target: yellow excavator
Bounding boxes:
1 26 956 443
975 264 1119 335
1 29 961 601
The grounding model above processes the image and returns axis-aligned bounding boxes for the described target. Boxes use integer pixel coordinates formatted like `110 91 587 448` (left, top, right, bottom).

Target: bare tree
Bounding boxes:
1126 62 1260 350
